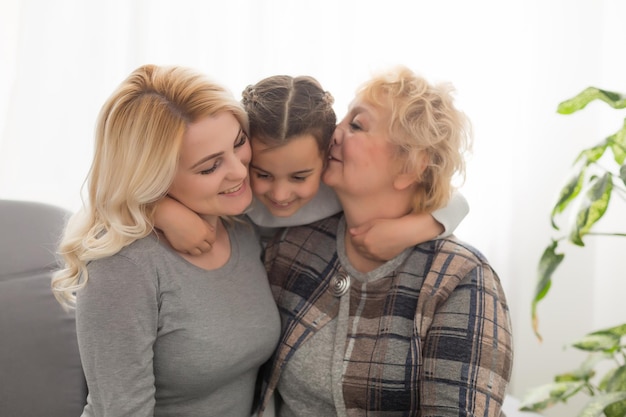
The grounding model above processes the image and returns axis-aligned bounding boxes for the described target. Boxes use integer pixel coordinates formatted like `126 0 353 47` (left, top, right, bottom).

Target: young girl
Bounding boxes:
155 75 469 259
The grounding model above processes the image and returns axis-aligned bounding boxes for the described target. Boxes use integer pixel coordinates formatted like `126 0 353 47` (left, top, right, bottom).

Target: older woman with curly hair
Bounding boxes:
257 66 513 417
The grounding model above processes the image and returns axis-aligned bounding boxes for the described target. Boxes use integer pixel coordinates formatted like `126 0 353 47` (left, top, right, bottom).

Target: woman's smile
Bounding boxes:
219 180 246 195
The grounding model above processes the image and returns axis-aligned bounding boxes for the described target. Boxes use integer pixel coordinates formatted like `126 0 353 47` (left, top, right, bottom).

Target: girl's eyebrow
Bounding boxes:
249 163 267 172
249 164 315 176
291 168 314 175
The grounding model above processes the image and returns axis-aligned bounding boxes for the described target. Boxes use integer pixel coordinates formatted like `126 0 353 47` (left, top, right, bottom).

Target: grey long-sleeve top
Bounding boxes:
76 219 281 417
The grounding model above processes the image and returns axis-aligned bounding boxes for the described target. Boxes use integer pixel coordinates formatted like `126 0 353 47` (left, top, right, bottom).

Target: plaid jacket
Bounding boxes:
258 213 513 416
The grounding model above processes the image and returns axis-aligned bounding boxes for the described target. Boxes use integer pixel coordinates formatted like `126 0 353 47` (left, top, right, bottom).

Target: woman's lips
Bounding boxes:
220 181 245 196
328 153 342 162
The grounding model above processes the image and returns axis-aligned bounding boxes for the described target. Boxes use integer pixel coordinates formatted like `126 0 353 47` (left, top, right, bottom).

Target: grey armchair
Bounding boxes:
0 200 86 417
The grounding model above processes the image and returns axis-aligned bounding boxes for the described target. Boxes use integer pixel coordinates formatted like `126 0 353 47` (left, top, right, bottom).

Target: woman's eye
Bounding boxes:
349 122 362 131
234 133 248 148
200 161 220 175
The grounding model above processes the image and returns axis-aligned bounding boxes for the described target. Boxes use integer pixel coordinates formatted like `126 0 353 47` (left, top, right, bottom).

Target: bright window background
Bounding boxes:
2 1 625 415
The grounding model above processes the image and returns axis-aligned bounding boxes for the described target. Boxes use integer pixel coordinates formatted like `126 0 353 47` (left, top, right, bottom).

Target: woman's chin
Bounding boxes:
220 189 253 217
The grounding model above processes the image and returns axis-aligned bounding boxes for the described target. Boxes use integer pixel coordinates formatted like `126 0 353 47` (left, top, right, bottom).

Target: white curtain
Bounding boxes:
2 1 624 415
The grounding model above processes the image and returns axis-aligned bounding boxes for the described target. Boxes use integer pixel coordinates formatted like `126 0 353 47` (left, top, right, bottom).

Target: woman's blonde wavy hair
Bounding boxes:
52 64 248 309
355 66 473 214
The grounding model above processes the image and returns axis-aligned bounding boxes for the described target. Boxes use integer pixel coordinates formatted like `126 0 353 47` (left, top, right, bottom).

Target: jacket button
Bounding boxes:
331 270 351 297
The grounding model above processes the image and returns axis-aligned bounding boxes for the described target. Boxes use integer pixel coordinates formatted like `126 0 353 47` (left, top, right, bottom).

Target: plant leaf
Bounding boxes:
610 119 626 165
556 352 608 382
557 87 626 115
603 365 626 392
610 140 626 166
602 365 626 417
620 163 626 187
577 392 626 417
605 399 626 417
591 323 626 338
520 381 585 412
577 139 608 164
575 323 626 353
572 332 620 352
569 172 613 246
599 368 619 391
551 168 586 229
532 240 564 339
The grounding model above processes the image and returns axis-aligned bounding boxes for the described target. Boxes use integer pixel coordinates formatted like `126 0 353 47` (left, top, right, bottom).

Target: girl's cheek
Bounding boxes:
250 178 266 198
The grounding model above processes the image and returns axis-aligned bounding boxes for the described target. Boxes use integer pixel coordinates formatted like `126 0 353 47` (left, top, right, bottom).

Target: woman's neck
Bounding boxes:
337 190 412 230
177 216 232 271
200 214 220 231
337 190 413 273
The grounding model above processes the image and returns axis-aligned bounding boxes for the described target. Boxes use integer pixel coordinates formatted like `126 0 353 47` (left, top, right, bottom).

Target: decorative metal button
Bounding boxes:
331 270 351 297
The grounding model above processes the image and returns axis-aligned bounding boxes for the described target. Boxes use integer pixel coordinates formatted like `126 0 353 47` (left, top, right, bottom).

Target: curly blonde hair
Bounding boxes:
51 64 248 309
355 66 472 213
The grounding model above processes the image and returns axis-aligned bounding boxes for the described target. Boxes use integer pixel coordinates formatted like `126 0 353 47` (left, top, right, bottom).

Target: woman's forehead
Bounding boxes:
347 98 377 118
347 97 392 128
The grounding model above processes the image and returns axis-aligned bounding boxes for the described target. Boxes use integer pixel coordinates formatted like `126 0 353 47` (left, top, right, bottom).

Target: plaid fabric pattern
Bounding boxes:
259 213 513 417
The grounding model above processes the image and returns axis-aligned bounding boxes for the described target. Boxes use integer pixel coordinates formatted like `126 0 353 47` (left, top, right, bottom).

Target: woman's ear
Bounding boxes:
393 151 428 191
393 172 416 191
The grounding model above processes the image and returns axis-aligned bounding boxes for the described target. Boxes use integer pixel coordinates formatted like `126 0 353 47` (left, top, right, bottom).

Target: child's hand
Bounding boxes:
154 197 216 256
163 217 215 256
349 219 405 262
349 213 444 261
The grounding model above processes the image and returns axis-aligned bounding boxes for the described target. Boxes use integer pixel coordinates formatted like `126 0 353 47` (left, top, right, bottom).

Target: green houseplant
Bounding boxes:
520 88 626 417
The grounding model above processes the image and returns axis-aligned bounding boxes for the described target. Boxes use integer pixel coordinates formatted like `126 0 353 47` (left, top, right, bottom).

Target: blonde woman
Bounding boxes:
52 64 280 417
258 66 513 416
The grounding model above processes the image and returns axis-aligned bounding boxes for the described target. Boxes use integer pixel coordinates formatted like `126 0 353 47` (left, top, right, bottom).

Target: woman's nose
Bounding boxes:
230 153 249 180
331 126 343 146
